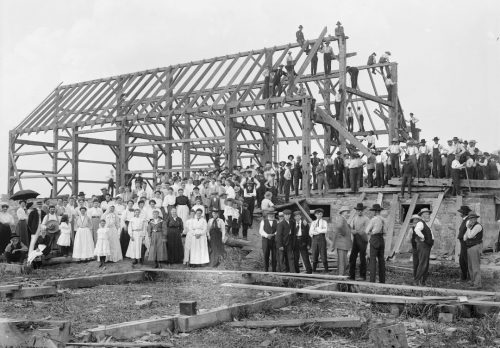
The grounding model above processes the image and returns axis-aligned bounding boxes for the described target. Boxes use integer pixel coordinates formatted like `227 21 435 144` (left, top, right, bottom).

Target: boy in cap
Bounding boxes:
259 208 277 272
310 208 329 273
276 209 294 272
292 211 312 273
349 203 369 281
366 204 386 283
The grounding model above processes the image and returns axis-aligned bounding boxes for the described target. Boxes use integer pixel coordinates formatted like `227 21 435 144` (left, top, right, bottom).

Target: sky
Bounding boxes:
1 0 499 196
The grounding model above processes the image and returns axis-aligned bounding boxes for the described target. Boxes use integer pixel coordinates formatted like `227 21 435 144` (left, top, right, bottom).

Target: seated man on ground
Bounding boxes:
4 234 28 264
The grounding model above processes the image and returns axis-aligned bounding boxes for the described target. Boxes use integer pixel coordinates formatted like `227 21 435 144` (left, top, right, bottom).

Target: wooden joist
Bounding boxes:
233 122 270 133
388 178 500 189
429 190 447 227
0 286 57 299
228 317 363 329
221 283 500 306
391 193 419 257
43 271 146 289
14 139 55 147
345 87 394 107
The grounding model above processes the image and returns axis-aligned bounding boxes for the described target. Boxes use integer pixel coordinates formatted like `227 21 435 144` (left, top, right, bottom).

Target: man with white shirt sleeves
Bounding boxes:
431 137 444 178
320 41 334 74
451 156 465 196
259 209 277 272
463 213 483 288
417 139 431 178
346 107 354 132
413 208 434 285
388 138 402 177
375 149 386 188
310 208 329 273
366 204 386 283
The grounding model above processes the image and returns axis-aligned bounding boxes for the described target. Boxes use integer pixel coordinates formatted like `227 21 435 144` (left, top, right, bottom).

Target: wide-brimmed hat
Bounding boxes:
433 137 439 141
354 203 366 211
468 213 480 219
312 151 318 155
457 206 472 215
409 214 421 222
315 208 325 214
338 206 350 214
369 204 384 211
279 161 286 165
418 208 432 215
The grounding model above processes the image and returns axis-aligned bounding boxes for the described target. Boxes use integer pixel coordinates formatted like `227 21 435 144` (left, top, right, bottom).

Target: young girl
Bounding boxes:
94 219 110 267
57 214 72 256
126 209 145 265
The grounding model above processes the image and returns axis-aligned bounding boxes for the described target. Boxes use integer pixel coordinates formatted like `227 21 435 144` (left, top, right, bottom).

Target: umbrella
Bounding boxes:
10 189 40 201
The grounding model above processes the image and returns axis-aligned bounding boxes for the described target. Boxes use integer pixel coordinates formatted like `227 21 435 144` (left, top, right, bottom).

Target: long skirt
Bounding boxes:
73 227 95 259
120 222 130 257
209 227 226 267
177 205 190 225
148 231 168 262
126 231 143 259
94 238 111 257
0 222 12 254
15 220 29 247
167 228 184 263
188 234 209 265
107 226 123 262
90 217 100 245
57 231 72 247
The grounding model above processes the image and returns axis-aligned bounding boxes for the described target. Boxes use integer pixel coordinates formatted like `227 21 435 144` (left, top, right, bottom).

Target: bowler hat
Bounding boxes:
418 208 432 215
369 204 384 211
420 139 426 143
457 206 472 215
279 161 286 165
336 151 342 155
78 192 85 196
312 151 318 155
452 137 459 141
354 203 366 210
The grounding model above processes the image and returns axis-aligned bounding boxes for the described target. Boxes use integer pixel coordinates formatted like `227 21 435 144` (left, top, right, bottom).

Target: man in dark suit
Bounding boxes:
293 157 302 196
334 151 344 188
457 205 472 281
275 209 295 272
291 211 312 273
311 152 320 190
27 200 46 243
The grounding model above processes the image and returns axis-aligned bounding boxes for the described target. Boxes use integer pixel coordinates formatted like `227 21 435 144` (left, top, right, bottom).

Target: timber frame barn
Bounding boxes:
8 25 407 197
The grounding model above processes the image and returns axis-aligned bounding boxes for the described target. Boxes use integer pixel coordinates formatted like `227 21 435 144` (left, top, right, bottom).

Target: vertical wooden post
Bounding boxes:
224 108 237 170
164 69 173 171
71 126 79 196
117 122 129 187
262 49 274 164
337 32 347 154
52 129 58 198
7 131 18 195
388 63 399 142
302 97 312 197
182 114 190 177
273 115 278 163
152 149 159 186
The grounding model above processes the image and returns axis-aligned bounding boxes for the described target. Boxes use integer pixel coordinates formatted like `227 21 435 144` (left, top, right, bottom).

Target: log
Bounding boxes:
228 316 362 329
88 317 177 341
0 318 70 348
67 343 173 348
221 283 500 306
224 236 253 248
0 286 57 299
43 271 146 289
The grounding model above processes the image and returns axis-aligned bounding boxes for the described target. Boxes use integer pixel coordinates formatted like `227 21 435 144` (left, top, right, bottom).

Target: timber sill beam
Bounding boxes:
233 122 270 133
345 87 394 107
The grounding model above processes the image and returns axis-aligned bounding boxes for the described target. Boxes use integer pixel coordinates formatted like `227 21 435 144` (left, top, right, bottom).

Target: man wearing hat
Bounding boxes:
311 152 320 190
401 154 417 198
418 139 431 178
464 213 483 288
240 177 259 224
408 113 419 140
296 25 305 47
4 234 28 264
320 41 334 74
431 137 443 178
41 205 61 253
27 200 46 244
334 151 344 188
276 210 295 272
409 214 422 279
413 208 435 285
283 162 293 202
291 211 312 274
451 155 466 196
406 140 419 178
332 206 353 276
316 158 328 196
457 205 472 281
325 153 334 188
310 208 329 273
293 156 303 197
378 51 391 75
259 208 277 272
278 161 286 194
388 138 402 178
366 204 386 283
349 203 369 280
272 65 286 97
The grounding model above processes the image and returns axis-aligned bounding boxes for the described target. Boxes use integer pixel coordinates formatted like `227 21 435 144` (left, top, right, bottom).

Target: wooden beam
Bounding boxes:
14 139 55 147
233 122 270 133
228 317 362 329
43 271 146 289
391 194 419 257
429 191 446 228
14 149 71 157
345 87 394 107
237 147 264 155
75 126 121 134
302 98 312 197
294 201 313 223
384 194 398 259
59 135 119 147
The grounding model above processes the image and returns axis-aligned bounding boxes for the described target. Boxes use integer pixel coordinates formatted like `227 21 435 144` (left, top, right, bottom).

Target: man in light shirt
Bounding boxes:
413 208 434 285
346 107 354 133
283 163 293 203
310 208 329 273
451 157 465 196
320 41 333 74
366 204 386 283
431 137 444 178
418 139 431 178
375 150 386 188
388 138 402 177
349 203 369 281
463 213 483 288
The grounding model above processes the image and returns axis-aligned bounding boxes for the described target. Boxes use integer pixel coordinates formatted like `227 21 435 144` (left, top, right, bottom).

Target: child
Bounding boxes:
261 191 275 211
94 219 110 267
192 197 206 218
240 203 252 240
223 198 240 237
57 214 72 256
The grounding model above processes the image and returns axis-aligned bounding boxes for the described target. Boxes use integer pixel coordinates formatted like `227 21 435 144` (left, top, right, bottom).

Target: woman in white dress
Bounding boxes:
183 209 195 265
126 209 145 264
102 205 123 262
73 207 95 260
15 200 29 247
186 209 209 266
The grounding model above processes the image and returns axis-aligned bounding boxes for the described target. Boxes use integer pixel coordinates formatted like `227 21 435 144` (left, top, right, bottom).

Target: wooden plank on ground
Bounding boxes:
384 194 398 259
221 283 500 306
43 271 146 289
88 316 177 340
388 178 500 189
0 286 57 299
391 194 419 257
429 191 447 227
0 318 70 348
228 316 362 329
67 342 173 347
453 195 463 262
0 263 27 274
